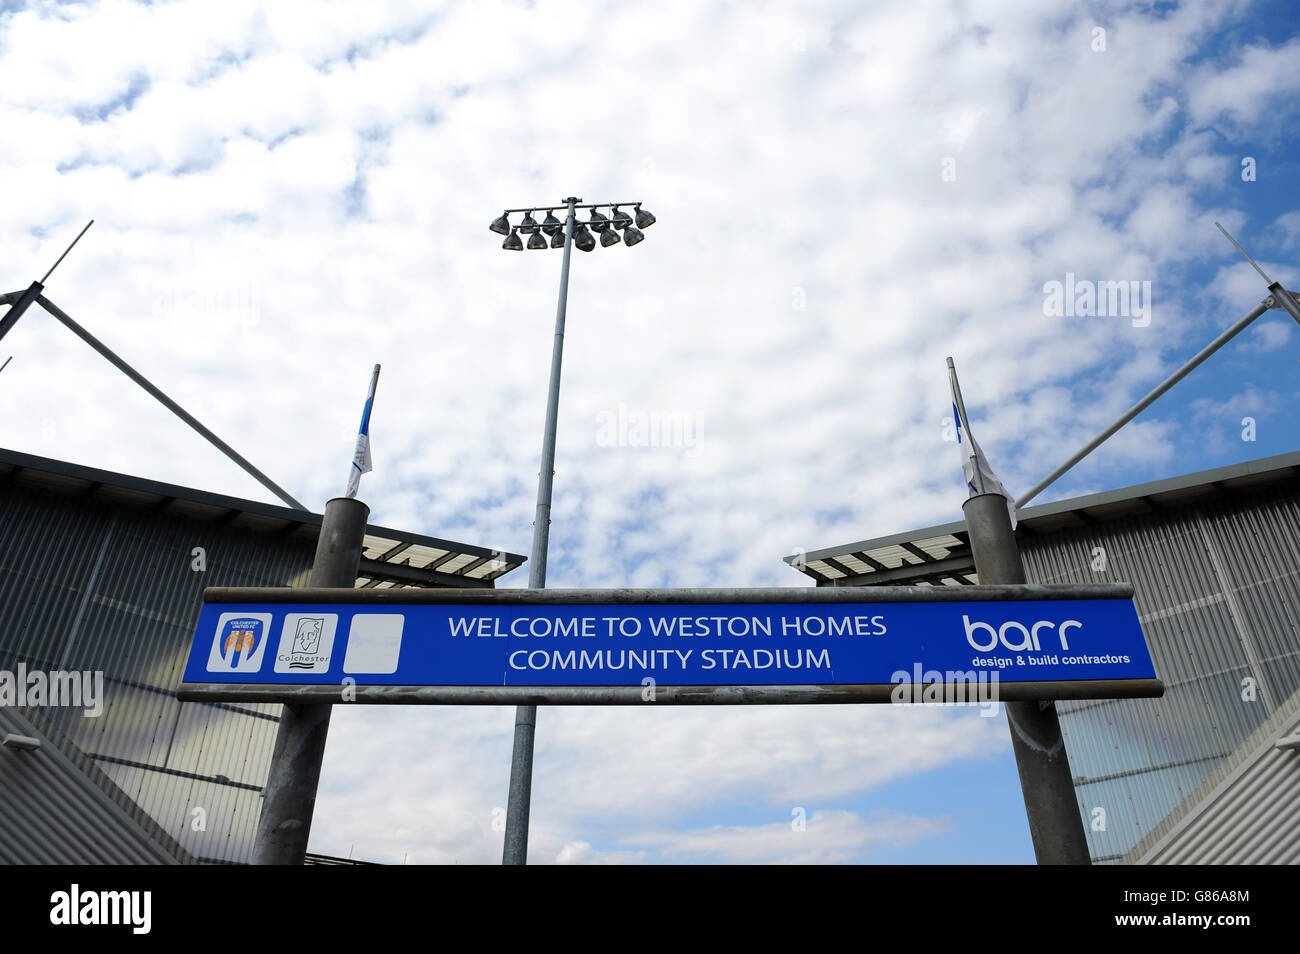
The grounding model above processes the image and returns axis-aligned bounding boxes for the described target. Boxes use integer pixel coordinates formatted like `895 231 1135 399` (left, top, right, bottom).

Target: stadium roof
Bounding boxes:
785 450 1300 587
0 447 525 588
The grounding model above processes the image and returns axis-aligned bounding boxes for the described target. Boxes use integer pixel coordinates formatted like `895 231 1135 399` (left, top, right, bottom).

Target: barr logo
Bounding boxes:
962 614 1081 653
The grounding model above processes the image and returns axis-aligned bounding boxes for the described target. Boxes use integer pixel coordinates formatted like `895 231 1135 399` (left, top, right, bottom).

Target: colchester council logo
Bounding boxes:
207 614 272 673
275 614 337 674
291 617 324 665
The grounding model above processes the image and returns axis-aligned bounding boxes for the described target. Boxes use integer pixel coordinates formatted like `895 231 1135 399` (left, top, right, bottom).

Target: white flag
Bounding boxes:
948 359 1017 528
346 365 380 499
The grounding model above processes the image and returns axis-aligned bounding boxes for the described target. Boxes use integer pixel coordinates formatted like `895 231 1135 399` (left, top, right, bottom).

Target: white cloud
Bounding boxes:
554 841 648 865
626 809 949 864
311 701 1006 864
1192 386 1280 422
1239 318 1292 354
1187 35 1300 130
1272 211 1300 251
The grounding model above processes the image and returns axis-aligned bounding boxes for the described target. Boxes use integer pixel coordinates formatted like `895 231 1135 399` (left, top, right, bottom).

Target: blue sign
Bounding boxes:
182 595 1157 692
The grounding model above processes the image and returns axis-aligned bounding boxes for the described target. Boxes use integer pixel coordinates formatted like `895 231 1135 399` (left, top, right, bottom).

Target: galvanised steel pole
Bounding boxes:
253 495 369 864
1021 224 1298 510
1268 282 1300 328
34 293 308 511
1016 296 1274 509
502 195 578 865
963 492 1092 865
0 282 44 345
0 220 93 344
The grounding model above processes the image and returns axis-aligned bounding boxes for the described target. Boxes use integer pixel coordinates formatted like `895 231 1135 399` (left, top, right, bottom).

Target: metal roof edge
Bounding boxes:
0 446 526 566
787 450 1300 567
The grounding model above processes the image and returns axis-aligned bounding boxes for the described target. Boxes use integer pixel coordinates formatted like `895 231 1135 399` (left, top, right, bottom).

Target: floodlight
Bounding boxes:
483 194 657 867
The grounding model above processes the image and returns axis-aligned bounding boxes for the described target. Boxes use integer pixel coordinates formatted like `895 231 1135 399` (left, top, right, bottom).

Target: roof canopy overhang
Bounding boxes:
0 447 526 588
787 451 1300 587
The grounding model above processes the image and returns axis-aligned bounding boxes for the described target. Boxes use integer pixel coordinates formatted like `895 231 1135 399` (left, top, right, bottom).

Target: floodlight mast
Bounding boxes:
490 195 655 865
501 195 577 869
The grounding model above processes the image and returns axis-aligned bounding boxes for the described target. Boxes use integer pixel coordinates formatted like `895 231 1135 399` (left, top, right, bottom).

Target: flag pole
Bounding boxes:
254 363 379 864
252 494 370 864
948 358 1091 864
963 493 1092 864
346 364 381 498
946 357 986 495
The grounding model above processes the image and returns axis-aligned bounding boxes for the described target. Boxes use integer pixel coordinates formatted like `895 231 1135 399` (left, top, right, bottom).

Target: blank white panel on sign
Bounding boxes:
343 615 405 674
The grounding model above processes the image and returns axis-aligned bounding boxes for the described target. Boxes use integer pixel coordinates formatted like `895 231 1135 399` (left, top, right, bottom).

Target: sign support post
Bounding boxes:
963 491 1092 865
252 495 369 865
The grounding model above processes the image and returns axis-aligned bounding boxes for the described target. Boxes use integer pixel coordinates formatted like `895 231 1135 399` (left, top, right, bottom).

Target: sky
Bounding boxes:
1 0 1297 864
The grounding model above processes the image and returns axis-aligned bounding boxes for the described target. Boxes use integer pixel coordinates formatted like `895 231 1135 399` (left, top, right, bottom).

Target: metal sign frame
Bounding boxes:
178 583 1163 706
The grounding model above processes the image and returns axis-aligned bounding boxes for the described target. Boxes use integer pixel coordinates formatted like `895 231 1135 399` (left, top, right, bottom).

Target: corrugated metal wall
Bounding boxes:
1134 691 1300 864
1020 483 1300 863
0 706 183 864
0 482 314 863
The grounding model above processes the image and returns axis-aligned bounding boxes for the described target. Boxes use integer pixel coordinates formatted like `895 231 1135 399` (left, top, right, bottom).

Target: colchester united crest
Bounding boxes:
208 614 271 673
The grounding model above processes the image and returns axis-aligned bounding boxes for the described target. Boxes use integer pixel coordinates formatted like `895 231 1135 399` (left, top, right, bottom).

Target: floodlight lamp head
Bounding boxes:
611 206 633 230
622 225 645 246
527 231 548 250
588 208 610 233
503 228 523 250
489 212 511 235
550 229 566 248
519 212 539 234
574 224 596 251
600 227 622 248
634 205 656 229
541 210 562 235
